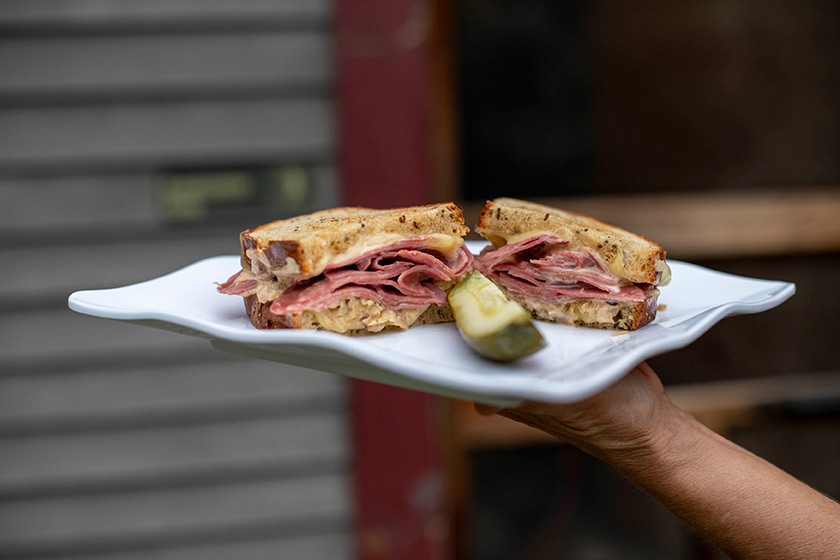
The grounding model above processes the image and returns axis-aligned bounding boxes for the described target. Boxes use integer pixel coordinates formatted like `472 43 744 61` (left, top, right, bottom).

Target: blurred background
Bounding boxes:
1 1 839 559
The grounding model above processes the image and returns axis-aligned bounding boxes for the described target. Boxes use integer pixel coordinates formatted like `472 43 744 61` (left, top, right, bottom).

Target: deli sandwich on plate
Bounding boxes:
217 203 474 334
474 198 670 330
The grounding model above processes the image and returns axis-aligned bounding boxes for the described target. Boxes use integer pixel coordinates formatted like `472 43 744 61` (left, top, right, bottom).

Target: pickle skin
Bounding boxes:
449 270 547 362
460 319 546 362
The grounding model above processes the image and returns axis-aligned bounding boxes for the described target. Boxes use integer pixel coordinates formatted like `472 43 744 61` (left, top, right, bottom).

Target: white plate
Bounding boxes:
68 243 795 405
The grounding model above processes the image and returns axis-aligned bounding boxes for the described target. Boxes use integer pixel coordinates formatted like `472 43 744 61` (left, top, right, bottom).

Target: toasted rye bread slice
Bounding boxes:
244 295 454 333
241 203 469 278
476 198 665 284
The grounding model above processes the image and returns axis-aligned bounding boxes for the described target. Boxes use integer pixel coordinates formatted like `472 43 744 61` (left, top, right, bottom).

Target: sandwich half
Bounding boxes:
217 203 474 333
474 198 669 330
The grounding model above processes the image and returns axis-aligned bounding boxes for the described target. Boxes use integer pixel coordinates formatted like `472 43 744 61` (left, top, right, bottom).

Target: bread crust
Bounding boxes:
476 198 665 284
240 203 469 277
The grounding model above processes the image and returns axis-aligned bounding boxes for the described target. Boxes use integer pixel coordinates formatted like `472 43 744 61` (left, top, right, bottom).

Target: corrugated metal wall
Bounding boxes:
0 1 354 558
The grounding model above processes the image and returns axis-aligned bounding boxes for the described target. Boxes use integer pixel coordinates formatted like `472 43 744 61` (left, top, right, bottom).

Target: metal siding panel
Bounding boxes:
0 175 159 234
0 307 213 369
0 235 236 303
0 0 331 27
0 475 349 553
0 34 330 96
0 360 343 425
5 534 353 560
0 165 337 236
0 414 348 492
0 98 333 170
0 5 350 558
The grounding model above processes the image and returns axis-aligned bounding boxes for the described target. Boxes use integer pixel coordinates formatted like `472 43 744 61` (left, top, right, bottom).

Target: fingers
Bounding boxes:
476 397 572 417
473 402 503 416
474 398 553 416
472 362 661 416
628 361 666 395
634 361 656 378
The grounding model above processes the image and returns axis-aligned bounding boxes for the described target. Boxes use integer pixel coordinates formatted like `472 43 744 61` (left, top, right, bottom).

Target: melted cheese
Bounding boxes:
421 233 465 254
326 233 463 269
501 230 557 246
655 259 672 286
258 233 464 279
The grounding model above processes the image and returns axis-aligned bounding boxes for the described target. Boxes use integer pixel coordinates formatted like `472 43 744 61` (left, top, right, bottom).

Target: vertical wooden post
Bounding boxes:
336 0 433 208
335 1 450 559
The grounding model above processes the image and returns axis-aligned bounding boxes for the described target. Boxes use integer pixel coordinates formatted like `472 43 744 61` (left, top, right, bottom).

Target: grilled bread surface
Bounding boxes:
241 203 469 278
476 198 665 284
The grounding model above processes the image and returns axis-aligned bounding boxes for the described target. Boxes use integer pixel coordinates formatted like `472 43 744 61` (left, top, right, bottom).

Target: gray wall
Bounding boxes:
0 2 353 558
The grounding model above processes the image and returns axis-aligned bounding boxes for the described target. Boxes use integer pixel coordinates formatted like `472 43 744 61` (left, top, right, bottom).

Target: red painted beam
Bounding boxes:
335 1 450 559
336 0 433 208
348 383 449 559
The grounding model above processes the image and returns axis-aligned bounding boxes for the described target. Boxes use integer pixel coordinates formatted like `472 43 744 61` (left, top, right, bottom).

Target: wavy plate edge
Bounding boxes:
68 256 796 405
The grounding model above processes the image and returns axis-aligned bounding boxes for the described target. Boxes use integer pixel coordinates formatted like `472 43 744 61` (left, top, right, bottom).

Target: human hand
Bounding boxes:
476 362 677 463
480 363 840 560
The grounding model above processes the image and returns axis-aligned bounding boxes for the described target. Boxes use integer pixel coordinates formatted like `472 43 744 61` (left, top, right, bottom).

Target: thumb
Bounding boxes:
473 402 504 416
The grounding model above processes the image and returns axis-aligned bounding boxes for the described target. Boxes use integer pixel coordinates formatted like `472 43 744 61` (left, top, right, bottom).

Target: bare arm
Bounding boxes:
484 363 840 560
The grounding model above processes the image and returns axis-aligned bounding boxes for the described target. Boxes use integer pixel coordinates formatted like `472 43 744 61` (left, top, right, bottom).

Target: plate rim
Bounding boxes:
68 255 796 403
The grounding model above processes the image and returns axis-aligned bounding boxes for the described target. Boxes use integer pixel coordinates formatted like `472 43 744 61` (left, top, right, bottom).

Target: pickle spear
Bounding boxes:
448 271 546 361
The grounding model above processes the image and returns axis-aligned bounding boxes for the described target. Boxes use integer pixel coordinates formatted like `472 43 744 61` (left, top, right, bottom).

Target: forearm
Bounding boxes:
605 402 840 560
496 363 840 559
